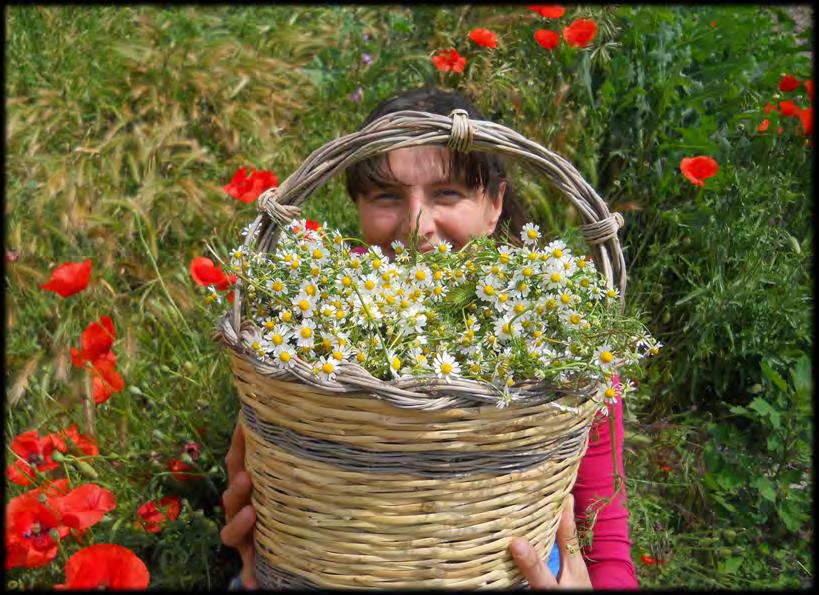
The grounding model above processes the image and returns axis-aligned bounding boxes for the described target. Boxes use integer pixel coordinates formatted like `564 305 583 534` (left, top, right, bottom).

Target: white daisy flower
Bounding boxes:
263 324 292 350
360 273 380 294
433 352 461 382
273 345 297 369
292 292 317 317
521 222 541 245
494 316 519 343
435 240 452 255
316 356 339 382
476 276 500 303
295 319 317 348
593 345 616 370
497 245 514 265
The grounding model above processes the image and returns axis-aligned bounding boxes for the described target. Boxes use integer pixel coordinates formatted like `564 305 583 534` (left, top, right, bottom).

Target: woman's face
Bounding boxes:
354 146 505 258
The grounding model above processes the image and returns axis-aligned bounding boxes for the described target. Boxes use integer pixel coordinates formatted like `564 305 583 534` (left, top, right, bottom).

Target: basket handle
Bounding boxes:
229 109 627 337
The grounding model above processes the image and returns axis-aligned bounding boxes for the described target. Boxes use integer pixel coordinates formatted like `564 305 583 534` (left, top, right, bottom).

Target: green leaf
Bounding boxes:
753 476 777 502
748 396 774 418
791 354 811 397
760 360 787 391
777 500 803 532
723 556 744 574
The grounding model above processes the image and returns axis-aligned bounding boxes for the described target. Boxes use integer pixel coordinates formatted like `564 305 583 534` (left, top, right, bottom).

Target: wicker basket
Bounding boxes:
214 109 627 589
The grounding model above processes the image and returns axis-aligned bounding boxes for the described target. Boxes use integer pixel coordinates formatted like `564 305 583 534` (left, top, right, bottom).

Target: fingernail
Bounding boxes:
510 539 527 557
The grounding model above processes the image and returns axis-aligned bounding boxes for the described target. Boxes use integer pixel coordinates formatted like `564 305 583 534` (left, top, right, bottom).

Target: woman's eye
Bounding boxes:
435 189 463 199
372 192 399 201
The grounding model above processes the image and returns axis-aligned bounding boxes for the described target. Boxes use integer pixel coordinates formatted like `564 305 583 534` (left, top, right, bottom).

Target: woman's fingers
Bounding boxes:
554 494 592 588
240 541 258 589
223 470 252 521
225 422 246 483
509 537 558 589
220 503 256 548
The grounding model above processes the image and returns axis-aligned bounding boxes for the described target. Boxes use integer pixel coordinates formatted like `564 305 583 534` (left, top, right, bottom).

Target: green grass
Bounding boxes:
5 5 812 589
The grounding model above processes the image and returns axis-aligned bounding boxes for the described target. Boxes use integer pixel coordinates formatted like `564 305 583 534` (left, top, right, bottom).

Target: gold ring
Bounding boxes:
566 541 580 557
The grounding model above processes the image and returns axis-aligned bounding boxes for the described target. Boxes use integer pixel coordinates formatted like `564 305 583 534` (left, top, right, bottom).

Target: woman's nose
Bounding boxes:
405 195 436 243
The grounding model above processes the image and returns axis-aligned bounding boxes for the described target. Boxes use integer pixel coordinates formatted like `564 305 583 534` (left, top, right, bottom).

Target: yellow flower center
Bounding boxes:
341 276 352 287
272 334 283 346
281 311 293 322
498 293 508 303
372 258 382 269
272 280 283 292
298 299 310 312
550 272 562 283
440 362 453 374
364 279 376 290
279 351 291 363
251 341 261 350
322 362 335 374
600 351 613 364
523 267 533 277
552 248 563 258
312 248 323 259
560 293 571 304
305 284 316 296
502 323 511 334
356 352 366 362
391 357 401 370
580 278 590 287
546 298 557 310
606 289 617 298
300 327 312 339
527 229 538 239
415 270 426 282
514 303 526 314
604 388 617 399
570 314 581 325
264 320 275 330
499 253 510 264
332 350 344 361
433 270 443 281
483 285 495 296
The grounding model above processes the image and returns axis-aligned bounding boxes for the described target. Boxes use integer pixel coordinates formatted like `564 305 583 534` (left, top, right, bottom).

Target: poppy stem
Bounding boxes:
83 374 96 438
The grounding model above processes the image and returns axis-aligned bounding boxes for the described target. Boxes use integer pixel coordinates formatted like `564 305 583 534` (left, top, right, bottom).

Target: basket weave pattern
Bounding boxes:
215 109 627 589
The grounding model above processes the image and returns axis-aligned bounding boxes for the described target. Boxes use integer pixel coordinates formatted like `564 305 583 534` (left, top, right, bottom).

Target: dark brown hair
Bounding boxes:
344 86 528 238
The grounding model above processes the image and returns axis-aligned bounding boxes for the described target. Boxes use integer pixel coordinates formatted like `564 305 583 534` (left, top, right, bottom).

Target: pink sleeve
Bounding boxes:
571 376 639 589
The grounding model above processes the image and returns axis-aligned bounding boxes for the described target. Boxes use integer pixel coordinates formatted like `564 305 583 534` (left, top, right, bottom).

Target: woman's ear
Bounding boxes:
485 181 506 234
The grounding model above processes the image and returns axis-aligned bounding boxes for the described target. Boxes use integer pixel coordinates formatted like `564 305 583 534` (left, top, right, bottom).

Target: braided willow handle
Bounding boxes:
229 109 626 338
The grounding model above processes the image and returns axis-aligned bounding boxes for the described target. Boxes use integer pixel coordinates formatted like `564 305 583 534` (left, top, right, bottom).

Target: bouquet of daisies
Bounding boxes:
209 218 660 409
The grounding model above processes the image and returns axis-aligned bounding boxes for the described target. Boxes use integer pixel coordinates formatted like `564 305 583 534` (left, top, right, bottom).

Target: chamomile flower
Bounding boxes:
316 356 339 382
295 319 317 348
266 277 286 295
477 276 500 303
544 239 567 260
273 345 297 369
435 240 452 255
597 379 619 405
593 345 616 370
264 324 292 350
292 292 317 317
360 273 380 294
494 316 519 342
432 352 461 381
521 222 541 245
497 245 513 265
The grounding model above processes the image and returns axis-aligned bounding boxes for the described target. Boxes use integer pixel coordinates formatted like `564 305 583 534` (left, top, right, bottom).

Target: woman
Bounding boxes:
221 86 638 590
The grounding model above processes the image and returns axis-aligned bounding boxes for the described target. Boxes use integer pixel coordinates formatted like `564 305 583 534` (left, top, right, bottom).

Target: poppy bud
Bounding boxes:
50 528 62 541
51 449 66 463
76 460 99 479
128 385 143 395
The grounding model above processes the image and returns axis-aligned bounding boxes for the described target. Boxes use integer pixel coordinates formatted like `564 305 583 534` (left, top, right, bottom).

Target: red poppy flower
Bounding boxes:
40 259 92 298
189 256 229 288
58 424 99 457
798 107 813 136
305 219 321 231
468 28 497 48
805 80 813 102
6 430 68 486
657 463 673 472
5 490 71 569
55 544 150 590
680 156 719 187
226 289 235 303
778 74 800 92
431 48 466 74
89 357 126 405
70 316 116 368
640 554 659 565
763 102 779 114
777 126 784 135
527 5 565 18
223 167 279 204
757 119 770 132
136 495 182 533
779 100 801 117
168 458 197 481
562 19 597 48
534 29 560 49
51 484 116 531
709 20 716 28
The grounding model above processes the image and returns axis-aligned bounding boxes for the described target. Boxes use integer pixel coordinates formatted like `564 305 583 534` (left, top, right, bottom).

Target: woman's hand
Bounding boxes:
509 494 593 589
220 422 259 589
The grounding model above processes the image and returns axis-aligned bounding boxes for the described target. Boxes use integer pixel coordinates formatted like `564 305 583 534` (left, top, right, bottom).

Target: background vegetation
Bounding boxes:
5 5 812 589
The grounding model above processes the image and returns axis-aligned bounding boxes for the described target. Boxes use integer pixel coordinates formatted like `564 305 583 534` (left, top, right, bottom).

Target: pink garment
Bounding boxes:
571 376 639 589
